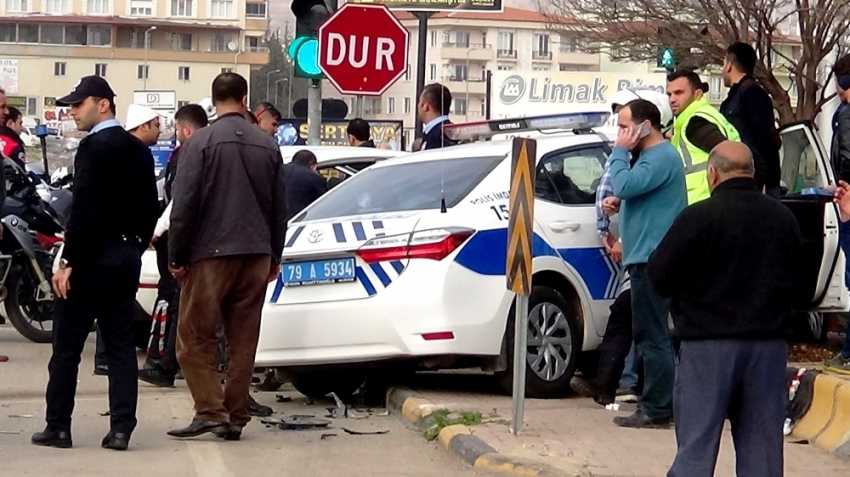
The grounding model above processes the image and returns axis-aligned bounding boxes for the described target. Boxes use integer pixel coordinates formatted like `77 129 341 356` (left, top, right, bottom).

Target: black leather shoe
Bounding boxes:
94 365 109 376
32 428 72 449
101 431 130 451
167 420 228 438
247 395 273 417
613 410 672 429
138 368 175 388
213 426 242 441
570 376 615 405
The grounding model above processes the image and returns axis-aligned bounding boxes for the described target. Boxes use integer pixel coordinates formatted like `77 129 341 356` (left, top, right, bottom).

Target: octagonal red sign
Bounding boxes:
318 4 410 97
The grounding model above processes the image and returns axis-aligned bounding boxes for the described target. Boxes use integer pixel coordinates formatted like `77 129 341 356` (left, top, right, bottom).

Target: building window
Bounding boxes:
497 65 513 71
246 36 264 52
245 1 266 18
221 67 233 73
498 32 514 56
387 97 395 115
365 98 381 115
6 0 27 12
171 0 192 16
480 101 486 117
210 0 233 18
452 64 468 81
138 65 149 79
449 31 470 48
0 24 14 43
709 76 722 101
172 33 192 51
533 33 550 59
130 0 152 15
64 25 86 45
95 63 107 77
177 100 189 108
453 98 467 116
41 24 64 44
19 24 38 43
45 0 68 14
54 62 66 76
560 35 576 53
429 64 436 80
87 0 108 14
178 66 190 81
404 64 411 81
430 30 437 47
403 97 411 114
210 33 233 52
533 66 548 71
88 25 110 45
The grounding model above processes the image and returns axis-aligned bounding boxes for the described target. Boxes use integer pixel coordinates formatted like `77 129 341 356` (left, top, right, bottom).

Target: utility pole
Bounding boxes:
308 78 322 145
143 26 156 91
413 12 434 139
266 69 280 103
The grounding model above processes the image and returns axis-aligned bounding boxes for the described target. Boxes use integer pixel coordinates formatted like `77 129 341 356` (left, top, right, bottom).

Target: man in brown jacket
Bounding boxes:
166 73 287 440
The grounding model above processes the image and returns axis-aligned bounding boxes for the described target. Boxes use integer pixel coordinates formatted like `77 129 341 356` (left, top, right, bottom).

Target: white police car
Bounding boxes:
256 112 848 399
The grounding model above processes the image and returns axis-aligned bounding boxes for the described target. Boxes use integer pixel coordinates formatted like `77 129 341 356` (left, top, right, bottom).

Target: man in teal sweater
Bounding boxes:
606 98 687 429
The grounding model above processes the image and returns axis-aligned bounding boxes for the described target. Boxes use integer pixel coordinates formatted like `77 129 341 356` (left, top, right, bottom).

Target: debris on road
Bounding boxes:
8 414 33 418
320 433 337 440
605 404 620 411
100 411 111 416
342 427 389 436
275 395 293 403
0 430 21 434
329 392 347 419
261 416 331 430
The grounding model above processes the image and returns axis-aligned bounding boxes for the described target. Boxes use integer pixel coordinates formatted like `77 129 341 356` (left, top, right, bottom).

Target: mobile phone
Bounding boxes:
802 187 835 198
636 123 650 139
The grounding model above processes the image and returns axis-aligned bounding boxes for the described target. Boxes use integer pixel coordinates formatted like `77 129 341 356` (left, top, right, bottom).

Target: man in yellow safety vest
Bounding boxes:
667 70 741 204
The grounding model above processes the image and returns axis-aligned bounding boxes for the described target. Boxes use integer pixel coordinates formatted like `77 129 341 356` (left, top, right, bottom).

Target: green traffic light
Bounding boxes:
289 35 322 79
659 48 675 69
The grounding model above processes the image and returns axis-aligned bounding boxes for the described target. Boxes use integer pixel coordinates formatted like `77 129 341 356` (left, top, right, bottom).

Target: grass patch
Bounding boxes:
423 409 483 441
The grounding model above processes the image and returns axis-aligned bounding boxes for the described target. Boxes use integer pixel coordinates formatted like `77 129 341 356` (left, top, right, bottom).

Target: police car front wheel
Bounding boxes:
496 286 581 399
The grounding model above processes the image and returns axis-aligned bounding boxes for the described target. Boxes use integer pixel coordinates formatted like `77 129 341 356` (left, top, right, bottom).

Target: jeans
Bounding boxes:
619 343 642 390
840 221 850 358
628 264 675 419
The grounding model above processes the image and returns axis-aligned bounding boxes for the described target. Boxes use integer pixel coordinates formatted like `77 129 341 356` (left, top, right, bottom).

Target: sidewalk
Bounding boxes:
402 371 850 477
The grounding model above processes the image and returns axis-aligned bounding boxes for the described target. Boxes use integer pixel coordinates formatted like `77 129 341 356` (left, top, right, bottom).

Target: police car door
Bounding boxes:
778 121 848 312
534 142 620 336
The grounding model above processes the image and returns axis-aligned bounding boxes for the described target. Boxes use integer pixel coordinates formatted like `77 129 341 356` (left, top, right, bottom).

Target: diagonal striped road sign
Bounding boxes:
506 137 536 295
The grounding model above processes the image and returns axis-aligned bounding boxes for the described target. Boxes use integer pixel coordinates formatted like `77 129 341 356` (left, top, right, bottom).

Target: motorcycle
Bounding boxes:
0 157 67 343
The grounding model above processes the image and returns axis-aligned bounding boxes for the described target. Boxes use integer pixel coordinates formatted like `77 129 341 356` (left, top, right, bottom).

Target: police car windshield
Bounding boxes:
299 156 505 221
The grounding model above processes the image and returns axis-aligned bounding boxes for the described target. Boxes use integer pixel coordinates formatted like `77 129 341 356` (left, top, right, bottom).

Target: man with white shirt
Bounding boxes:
414 83 457 151
137 104 208 388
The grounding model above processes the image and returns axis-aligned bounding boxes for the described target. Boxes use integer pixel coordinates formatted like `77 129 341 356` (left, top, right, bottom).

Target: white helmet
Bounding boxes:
198 97 217 121
610 87 673 129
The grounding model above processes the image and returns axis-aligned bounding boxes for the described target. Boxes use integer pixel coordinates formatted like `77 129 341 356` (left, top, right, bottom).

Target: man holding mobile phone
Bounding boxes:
607 99 687 429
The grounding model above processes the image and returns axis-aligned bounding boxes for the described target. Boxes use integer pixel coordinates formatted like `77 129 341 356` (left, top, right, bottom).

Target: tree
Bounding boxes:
250 29 310 117
544 0 850 124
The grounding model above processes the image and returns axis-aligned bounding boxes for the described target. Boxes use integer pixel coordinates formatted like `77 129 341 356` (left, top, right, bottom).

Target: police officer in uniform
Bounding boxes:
31 76 160 451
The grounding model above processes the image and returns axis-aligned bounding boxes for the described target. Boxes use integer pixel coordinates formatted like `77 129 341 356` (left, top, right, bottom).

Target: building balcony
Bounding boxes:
440 42 494 61
532 50 553 61
556 50 599 67
441 76 487 95
497 49 517 60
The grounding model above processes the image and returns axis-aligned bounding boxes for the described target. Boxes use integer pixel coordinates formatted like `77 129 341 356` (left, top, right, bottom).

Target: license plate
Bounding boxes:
282 258 356 287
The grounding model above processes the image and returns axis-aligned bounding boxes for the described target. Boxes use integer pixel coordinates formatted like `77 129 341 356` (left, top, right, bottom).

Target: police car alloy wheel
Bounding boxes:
496 286 581 399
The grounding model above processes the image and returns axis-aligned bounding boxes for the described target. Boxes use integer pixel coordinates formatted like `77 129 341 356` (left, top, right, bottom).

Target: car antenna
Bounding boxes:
440 88 447 213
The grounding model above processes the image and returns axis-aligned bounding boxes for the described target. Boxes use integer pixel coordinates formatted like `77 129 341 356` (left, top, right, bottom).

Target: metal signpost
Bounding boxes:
506 137 536 436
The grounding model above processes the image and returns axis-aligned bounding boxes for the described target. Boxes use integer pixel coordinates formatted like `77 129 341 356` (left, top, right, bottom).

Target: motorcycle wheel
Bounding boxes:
6 272 53 344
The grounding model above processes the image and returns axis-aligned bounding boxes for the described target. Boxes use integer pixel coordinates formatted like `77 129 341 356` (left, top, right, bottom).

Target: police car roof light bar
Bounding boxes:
442 112 611 142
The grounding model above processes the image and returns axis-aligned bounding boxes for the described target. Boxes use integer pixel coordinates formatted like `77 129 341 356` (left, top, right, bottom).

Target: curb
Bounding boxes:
386 386 584 477
791 369 850 460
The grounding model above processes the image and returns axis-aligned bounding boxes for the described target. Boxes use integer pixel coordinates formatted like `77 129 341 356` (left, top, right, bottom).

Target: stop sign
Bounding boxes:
318 4 409 97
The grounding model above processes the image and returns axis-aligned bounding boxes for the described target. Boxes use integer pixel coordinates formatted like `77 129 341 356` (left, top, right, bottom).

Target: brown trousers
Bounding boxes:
176 254 270 428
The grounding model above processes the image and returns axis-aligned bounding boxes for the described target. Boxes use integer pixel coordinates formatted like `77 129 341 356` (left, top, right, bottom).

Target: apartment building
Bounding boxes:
0 0 270 128
321 7 659 145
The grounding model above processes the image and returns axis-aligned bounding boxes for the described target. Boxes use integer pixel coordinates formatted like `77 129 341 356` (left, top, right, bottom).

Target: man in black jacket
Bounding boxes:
347 118 375 147
648 141 805 477
415 83 457 151
167 73 287 441
720 42 781 196
285 149 328 221
32 76 160 451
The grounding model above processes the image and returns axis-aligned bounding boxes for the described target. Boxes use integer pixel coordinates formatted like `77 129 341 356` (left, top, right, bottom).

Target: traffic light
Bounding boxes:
658 47 676 71
290 0 336 79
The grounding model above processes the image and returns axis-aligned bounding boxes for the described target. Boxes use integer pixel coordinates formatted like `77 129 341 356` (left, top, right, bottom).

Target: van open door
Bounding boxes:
778 121 848 312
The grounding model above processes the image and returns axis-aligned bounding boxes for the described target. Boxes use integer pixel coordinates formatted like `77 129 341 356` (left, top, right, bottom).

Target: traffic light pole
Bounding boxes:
413 11 434 139
308 78 322 145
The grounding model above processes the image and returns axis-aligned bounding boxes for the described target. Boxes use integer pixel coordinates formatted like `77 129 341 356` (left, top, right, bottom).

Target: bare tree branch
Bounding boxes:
543 0 850 123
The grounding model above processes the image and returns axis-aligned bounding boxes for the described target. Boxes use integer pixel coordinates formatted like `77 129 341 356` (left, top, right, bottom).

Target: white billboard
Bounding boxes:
0 59 19 95
490 71 668 127
133 90 177 110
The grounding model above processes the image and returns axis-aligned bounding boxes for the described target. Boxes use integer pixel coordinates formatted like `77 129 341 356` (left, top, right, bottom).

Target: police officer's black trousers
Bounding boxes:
45 244 142 435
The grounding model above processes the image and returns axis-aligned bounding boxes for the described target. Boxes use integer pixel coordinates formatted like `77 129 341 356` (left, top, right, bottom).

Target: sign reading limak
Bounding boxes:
490 71 668 122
